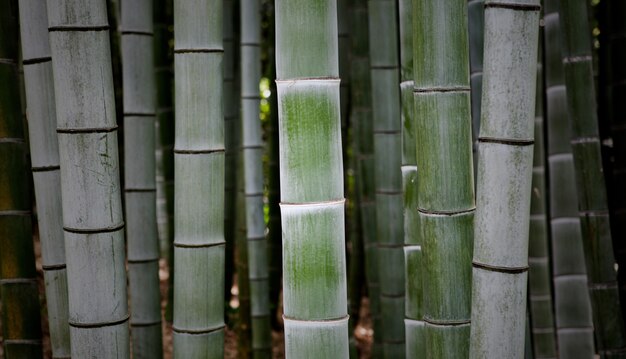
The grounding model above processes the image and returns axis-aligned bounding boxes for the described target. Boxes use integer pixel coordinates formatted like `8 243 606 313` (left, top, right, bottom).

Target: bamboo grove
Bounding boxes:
2 0 626 358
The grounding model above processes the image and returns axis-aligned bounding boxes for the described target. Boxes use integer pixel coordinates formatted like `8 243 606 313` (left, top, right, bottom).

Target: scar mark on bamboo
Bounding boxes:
22 56 52 65
121 30 153 36
484 2 541 11
32 165 60 172
173 148 225 154
479 137 534 146
174 48 224 54
413 86 471 93
418 207 475 216
472 261 528 273
48 25 110 32
42 264 67 271
57 126 118 134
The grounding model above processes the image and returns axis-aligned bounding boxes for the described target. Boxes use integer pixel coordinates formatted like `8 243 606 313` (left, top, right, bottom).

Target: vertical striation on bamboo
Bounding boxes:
47 0 130 356
276 0 349 357
543 0 596 356
121 0 164 356
469 0 540 357
413 0 474 357
172 0 226 356
0 1 43 357
558 0 626 355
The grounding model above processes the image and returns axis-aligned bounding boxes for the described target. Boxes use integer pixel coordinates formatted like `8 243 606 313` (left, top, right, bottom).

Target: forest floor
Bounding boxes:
0 236 375 358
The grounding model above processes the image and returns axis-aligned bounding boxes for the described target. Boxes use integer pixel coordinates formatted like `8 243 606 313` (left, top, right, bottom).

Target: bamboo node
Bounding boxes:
63 222 125 234
56 126 118 134
472 261 528 273
484 2 541 11
479 137 534 146
22 56 52 65
69 313 129 328
48 25 110 32
172 324 225 335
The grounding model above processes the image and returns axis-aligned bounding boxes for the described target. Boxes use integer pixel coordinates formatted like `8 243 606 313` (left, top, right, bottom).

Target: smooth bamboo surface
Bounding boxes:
470 1 540 357
47 0 130 356
0 1 43 357
558 0 626 355
543 0 596 356
276 0 348 356
121 0 164 356
172 0 225 356
17 0 71 356
468 0 484 168
413 0 474 357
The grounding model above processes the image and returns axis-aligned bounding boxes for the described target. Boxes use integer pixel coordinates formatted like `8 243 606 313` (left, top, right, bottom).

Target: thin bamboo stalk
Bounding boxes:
470 2 540 357
172 0 225 356
47 0 130 356
367 1 405 355
468 0 484 168
276 0 348 356
413 0 474 357
240 1 272 357
0 1 43 357
527 19 558 359
543 0 596 356
399 0 423 356
558 0 626 355
348 0 381 356
121 0 163 356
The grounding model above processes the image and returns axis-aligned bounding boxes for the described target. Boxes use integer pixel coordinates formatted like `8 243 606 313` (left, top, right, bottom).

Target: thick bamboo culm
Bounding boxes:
172 0 226 356
399 0 423 357
47 0 130 356
543 0 596 356
413 0 474 357
367 0 405 356
469 0 540 357
240 0 272 356
121 0 164 356
348 0 381 356
558 0 626 355
275 0 349 357
527 21 558 359
16 0 70 357
468 0 484 167
0 1 43 357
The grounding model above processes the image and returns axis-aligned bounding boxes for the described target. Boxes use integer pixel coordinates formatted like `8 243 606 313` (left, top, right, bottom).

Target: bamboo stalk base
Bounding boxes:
283 316 349 358
172 329 224 359
69 322 130 358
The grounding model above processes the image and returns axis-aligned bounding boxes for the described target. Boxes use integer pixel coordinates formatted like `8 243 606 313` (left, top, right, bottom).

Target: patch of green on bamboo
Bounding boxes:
558 0 626 355
17 0 71 356
276 0 349 356
413 0 474 357
47 0 130 356
470 1 540 357
172 0 225 357
368 0 405 355
0 2 43 357
121 0 164 356
543 1 596 357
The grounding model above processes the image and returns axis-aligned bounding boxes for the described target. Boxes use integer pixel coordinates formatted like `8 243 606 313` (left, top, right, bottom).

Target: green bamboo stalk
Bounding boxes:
172 0 225 356
527 19 558 359
558 1 626 355
399 0 423 357
47 0 130 356
17 0 71 357
468 0 484 168
348 1 381 356
121 0 164 356
469 1 540 357
240 1 272 357
367 1 405 356
413 0 474 357
0 1 43 357
276 0 349 356
543 1 596 357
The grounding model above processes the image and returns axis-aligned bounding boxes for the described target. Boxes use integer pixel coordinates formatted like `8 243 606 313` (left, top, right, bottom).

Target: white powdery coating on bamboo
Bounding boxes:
283 316 349 359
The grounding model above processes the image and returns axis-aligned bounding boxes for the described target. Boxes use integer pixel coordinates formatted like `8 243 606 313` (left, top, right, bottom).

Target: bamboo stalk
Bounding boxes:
367 0 405 355
470 1 540 357
276 0 348 356
527 18 558 359
172 0 225 356
121 0 164 356
47 0 130 356
543 0 596 356
0 1 43 357
16 0 71 357
413 0 474 357
240 1 272 356
558 0 626 355
468 0 484 168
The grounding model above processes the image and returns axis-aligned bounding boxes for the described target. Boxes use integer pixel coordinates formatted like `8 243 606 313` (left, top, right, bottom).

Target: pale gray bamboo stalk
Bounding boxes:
468 0 484 168
470 1 540 358
413 0 474 356
276 0 349 356
367 0 405 356
240 0 271 357
543 1 596 356
17 0 71 357
172 0 225 356
399 0 423 356
47 0 130 356
121 0 163 356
